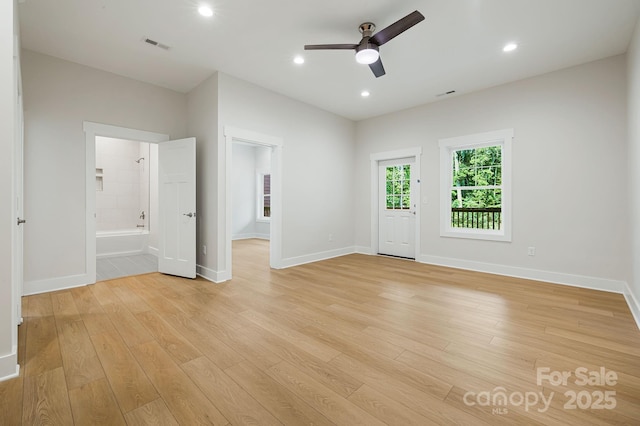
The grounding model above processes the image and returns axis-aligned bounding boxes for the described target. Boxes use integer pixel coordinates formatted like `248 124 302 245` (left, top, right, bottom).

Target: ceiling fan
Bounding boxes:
304 10 425 78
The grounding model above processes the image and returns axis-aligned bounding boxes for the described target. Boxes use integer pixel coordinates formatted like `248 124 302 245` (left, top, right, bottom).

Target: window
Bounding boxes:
439 129 513 241
257 172 271 221
385 164 411 210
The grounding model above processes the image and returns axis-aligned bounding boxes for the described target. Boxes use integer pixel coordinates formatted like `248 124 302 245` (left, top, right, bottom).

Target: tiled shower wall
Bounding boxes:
96 136 150 232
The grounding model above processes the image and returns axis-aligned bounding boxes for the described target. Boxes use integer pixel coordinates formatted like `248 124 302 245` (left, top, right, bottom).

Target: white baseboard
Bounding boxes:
418 254 626 294
24 273 90 296
623 283 640 331
0 348 19 382
280 246 356 269
96 249 144 259
355 246 375 255
232 233 270 241
196 264 230 283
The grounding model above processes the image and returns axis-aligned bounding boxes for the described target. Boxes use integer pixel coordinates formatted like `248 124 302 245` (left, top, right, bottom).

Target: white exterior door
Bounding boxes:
158 137 196 278
378 158 416 259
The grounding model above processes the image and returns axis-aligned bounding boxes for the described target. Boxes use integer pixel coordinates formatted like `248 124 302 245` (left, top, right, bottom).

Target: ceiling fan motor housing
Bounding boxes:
356 22 379 64
359 22 376 38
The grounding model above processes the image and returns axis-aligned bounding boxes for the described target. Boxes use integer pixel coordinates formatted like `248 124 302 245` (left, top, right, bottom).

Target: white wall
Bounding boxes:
232 144 257 239
355 55 628 289
148 143 159 251
188 72 356 275
21 50 187 285
232 143 271 240
628 16 640 318
186 73 219 275
218 72 356 264
95 137 149 232
0 0 18 380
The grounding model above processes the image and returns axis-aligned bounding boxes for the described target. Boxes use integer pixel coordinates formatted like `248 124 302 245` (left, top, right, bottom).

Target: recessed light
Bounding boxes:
361 91 370 98
503 43 518 52
293 56 305 65
198 5 214 17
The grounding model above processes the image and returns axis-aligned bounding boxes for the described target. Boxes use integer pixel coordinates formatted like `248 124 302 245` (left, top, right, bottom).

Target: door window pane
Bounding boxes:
385 165 411 210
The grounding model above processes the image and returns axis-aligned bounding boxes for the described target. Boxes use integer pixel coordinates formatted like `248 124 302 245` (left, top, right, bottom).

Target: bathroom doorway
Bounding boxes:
84 121 171 284
95 136 159 280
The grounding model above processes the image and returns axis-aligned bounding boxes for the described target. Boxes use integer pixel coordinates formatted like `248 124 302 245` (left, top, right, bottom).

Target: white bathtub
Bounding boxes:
96 229 150 259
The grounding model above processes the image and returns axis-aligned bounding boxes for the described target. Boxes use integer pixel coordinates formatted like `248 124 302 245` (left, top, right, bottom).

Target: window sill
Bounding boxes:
256 218 271 224
440 228 511 242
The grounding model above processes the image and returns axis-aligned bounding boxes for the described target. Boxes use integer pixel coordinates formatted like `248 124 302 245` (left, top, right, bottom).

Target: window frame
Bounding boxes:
439 129 513 242
256 171 271 223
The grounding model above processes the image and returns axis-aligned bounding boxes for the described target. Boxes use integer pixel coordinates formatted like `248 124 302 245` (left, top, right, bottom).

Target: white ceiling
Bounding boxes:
18 0 640 121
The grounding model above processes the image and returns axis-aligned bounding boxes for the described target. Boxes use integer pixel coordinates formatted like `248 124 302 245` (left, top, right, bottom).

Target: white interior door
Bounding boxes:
13 36 24 321
158 137 196 278
378 158 416 259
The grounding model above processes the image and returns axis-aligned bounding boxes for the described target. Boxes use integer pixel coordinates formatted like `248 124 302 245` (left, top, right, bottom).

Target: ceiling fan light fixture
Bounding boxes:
355 47 379 65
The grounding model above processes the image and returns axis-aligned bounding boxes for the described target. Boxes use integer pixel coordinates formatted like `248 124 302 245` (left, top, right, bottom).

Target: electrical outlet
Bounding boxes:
202 245 207 255
527 247 536 256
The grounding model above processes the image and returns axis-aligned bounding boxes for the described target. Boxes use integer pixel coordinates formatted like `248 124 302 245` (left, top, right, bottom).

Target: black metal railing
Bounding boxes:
451 207 501 230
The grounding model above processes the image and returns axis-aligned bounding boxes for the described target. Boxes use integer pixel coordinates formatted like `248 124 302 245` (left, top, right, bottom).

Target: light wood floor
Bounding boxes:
2 239 640 425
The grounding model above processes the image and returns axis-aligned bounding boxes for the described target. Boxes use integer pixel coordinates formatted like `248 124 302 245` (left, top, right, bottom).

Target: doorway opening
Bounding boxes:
222 127 283 281
231 142 272 272
370 147 422 261
94 136 159 281
84 122 169 283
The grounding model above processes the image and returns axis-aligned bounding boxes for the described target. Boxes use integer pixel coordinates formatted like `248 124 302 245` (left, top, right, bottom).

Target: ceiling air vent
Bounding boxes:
143 37 171 51
436 90 456 98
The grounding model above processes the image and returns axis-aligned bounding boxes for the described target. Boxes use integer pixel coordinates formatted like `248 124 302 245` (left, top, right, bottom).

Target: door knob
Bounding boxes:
17 217 26 225
183 212 196 218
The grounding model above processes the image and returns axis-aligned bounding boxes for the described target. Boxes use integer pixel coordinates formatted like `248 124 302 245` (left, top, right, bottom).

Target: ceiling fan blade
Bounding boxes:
304 44 358 50
369 57 386 78
370 10 425 46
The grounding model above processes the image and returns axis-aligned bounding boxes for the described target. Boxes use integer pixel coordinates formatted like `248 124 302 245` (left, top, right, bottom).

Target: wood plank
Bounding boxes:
267 360 386 426
24 316 63 377
0 375 23 426
102 302 154 347
109 284 152 314
134 310 202 364
224 361 333 426
25 293 53 317
51 291 81 323
329 352 491 425
347 384 432 425
182 356 282 426
90 331 159 413
130 340 229 425
22 367 74 425
55 319 105 389
240 309 340 362
81 312 118 336
545 326 640 357
89 281 123 306
124 398 179 426
143 301 246 370
240 323 362 398
71 286 104 314
68 378 126 425
307 328 453 400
